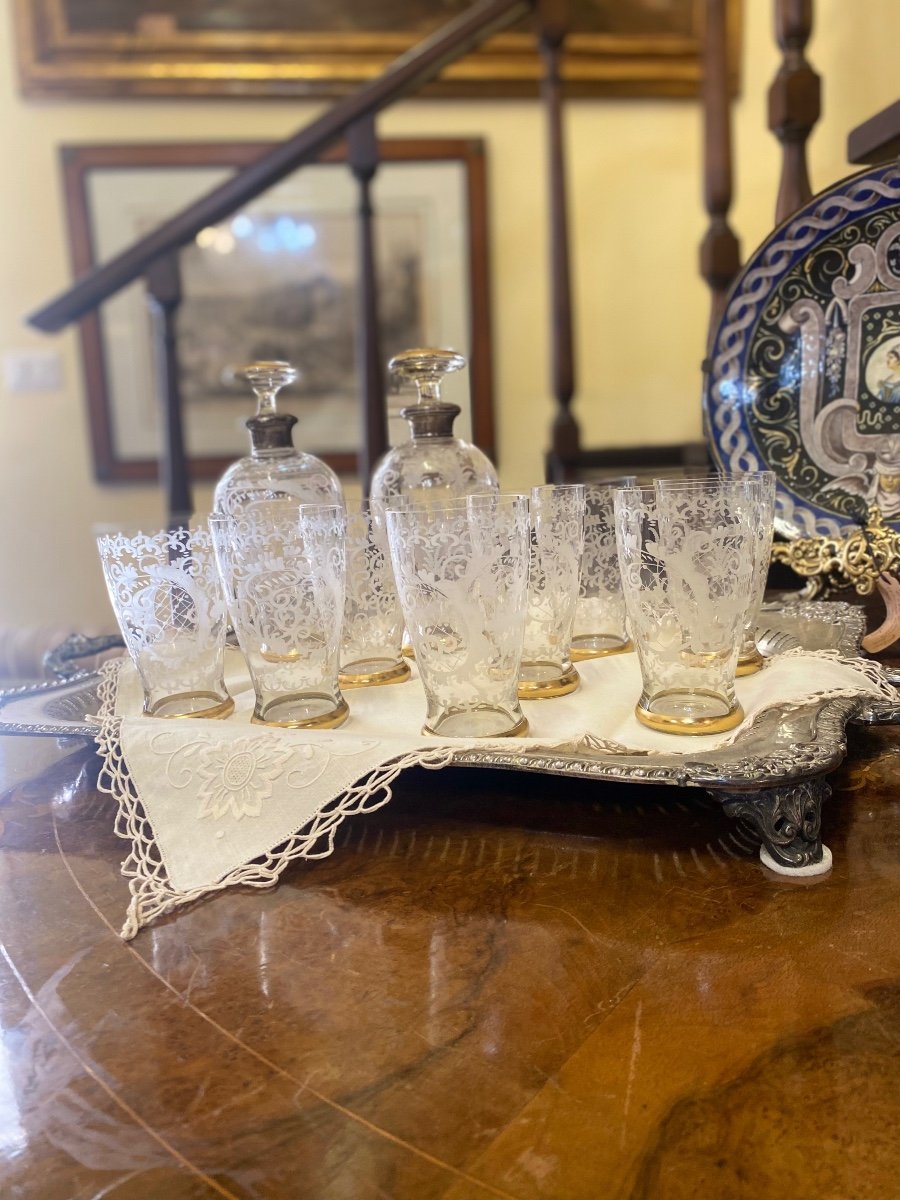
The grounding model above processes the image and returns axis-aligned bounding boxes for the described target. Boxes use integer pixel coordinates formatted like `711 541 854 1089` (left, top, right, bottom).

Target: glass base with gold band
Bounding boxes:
251 694 349 729
570 635 633 661
635 689 744 736
517 662 580 699
339 658 411 688
145 692 235 720
735 645 765 676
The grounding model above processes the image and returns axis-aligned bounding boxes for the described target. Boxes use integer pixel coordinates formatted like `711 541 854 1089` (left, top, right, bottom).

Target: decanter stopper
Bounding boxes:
243 360 296 415
389 348 466 438
241 360 298 451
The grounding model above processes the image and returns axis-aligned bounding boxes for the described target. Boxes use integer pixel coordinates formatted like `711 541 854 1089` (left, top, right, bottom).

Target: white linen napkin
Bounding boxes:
95 646 895 938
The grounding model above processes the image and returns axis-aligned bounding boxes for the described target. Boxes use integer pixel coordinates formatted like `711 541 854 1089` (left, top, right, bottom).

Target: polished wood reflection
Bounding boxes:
1 725 900 1197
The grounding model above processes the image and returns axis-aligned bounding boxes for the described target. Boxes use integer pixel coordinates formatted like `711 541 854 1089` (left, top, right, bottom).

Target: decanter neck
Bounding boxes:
402 403 461 440
247 412 298 454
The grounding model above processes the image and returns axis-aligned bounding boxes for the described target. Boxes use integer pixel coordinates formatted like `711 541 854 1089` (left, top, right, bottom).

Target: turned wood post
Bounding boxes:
700 0 741 350
769 0 821 225
145 253 192 529
537 0 580 480
348 114 387 497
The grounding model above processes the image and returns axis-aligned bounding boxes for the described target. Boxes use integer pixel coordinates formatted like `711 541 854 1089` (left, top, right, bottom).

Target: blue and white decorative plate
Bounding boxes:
704 161 900 539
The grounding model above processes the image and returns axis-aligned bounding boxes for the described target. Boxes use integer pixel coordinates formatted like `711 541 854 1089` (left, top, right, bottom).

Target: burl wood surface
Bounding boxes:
1 724 899 1198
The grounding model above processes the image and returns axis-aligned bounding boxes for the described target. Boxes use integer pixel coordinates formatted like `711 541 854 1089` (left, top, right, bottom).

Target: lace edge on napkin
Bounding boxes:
97 657 123 718
772 648 898 703
94 711 455 940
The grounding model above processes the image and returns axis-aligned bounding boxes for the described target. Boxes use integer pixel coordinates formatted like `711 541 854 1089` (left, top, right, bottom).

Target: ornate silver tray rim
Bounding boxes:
0 672 103 738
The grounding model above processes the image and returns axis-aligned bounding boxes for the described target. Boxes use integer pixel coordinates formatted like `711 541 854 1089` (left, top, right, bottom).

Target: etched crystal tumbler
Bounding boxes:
736 472 776 675
519 484 586 698
572 481 632 660
97 525 233 719
340 501 410 688
614 484 755 734
385 494 530 738
211 502 348 728
657 472 776 676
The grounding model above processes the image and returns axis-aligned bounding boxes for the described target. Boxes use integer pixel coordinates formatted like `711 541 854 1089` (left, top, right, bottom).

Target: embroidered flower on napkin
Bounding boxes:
193 736 296 820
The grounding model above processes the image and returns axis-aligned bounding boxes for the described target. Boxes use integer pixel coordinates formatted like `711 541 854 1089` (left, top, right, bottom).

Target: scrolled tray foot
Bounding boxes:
717 777 832 875
759 841 833 877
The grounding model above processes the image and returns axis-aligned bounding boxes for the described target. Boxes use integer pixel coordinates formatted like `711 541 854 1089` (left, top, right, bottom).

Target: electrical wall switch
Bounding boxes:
3 349 64 394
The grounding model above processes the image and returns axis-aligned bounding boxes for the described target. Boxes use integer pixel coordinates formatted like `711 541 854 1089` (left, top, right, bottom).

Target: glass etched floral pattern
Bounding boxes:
519 484 585 697
385 495 530 738
657 473 776 674
740 473 777 670
340 502 409 687
614 485 755 733
573 482 631 658
211 502 348 728
97 526 233 719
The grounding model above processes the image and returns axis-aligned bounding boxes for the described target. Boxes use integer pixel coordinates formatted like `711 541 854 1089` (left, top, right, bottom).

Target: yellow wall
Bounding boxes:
0 1 897 629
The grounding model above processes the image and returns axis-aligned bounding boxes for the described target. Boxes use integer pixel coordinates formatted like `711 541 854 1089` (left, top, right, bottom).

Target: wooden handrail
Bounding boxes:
28 0 533 333
848 100 900 165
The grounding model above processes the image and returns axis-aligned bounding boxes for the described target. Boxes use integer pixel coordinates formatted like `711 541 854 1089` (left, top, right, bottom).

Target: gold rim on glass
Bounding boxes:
339 660 412 688
145 692 235 720
517 664 580 699
570 639 633 661
735 646 765 676
251 696 350 729
635 696 745 736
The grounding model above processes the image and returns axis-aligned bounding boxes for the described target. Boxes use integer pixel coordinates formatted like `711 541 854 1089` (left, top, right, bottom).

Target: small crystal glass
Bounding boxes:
340 501 410 688
614 484 755 734
657 472 776 676
572 481 633 660
385 494 530 738
97 525 233 719
211 501 348 728
737 473 776 675
519 484 586 698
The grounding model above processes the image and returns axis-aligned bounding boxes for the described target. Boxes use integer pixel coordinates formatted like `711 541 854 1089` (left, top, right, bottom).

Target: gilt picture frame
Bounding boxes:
60 138 494 483
15 0 741 100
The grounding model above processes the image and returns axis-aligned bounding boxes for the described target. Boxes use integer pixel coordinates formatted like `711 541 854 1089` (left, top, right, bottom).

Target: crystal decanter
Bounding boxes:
370 348 498 511
213 361 343 515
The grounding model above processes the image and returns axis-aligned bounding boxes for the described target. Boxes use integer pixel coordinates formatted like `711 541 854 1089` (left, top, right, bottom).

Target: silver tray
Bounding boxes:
0 672 103 738
455 599 880 786
1 601 893 874
455 599 895 875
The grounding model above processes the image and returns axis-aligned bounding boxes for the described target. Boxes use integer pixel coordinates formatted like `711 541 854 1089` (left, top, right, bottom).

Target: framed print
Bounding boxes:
15 0 741 100
60 138 494 483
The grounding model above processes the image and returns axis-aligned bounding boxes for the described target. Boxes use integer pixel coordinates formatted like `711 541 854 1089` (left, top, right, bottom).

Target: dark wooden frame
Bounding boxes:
60 138 495 484
15 0 741 100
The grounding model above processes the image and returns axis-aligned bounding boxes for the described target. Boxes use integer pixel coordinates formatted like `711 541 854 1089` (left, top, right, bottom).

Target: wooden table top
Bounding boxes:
1 720 899 1199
